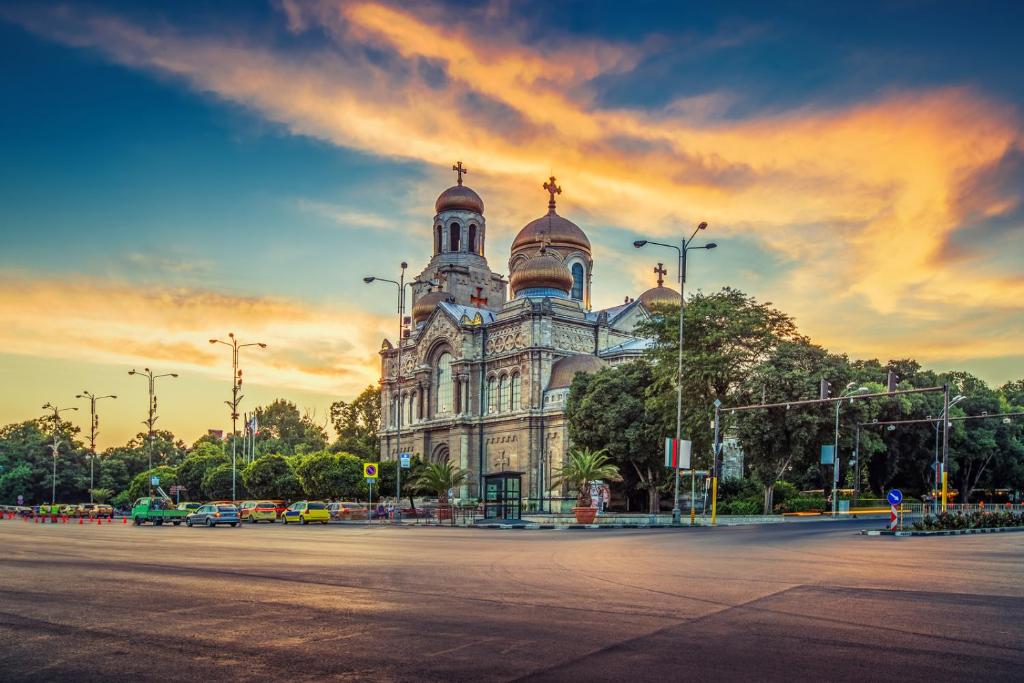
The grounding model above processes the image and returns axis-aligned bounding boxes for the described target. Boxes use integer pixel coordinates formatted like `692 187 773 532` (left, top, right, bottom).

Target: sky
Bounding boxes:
1 0 1022 448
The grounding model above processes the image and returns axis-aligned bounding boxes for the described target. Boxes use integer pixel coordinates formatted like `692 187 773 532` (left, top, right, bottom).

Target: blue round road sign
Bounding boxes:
887 489 903 506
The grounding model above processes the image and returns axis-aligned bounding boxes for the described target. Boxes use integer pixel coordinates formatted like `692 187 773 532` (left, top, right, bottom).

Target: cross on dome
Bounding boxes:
654 262 667 287
452 161 467 186
543 176 561 211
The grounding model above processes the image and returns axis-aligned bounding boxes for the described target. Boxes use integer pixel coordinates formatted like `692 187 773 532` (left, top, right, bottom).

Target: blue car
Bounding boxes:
185 504 240 527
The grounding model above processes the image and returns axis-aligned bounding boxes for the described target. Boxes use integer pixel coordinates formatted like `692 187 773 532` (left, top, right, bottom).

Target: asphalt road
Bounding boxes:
1 518 1022 682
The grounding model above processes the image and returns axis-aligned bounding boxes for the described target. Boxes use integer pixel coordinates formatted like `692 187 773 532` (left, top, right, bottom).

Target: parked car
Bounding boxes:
185 504 240 527
281 501 330 525
131 497 187 526
75 503 113 518
239 500 278 523
177 502 202 514
327 501 368 520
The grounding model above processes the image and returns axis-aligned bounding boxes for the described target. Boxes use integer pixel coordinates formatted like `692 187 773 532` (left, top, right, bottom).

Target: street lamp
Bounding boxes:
209 334 267 501
832 383 868 517
634 221 717 525
363 263 439 522
930 394 966 514
41 402 78 504
75 391 117 502
128 368 178 477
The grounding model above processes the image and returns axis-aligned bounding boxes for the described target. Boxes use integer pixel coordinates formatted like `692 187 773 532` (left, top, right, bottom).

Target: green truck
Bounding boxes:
130 495 187 526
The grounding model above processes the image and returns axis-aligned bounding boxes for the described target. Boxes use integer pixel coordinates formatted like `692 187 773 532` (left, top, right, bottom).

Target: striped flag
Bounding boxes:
665 439 692 469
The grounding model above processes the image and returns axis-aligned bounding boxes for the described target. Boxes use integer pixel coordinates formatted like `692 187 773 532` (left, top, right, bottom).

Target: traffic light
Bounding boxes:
819 379 832 400
887 370 899 393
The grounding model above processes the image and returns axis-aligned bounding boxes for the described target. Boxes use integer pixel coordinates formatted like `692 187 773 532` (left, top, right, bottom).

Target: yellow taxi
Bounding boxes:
281 501 330 525
239 500 279 523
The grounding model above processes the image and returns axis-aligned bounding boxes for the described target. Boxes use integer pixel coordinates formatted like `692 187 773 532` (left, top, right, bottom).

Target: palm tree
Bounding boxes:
551 448 621 508
413 461 469 506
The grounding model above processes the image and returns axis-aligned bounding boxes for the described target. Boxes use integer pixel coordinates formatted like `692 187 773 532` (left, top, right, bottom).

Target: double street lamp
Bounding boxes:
209 333 267 501
42 402 78 504
128 368 178 475
75 391 117 502
927 394 966 513
832 382 869 517
634 222 717 526
363 263 439 522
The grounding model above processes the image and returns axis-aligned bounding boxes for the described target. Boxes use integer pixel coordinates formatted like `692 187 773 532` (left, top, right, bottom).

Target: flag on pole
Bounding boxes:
665 439 692 469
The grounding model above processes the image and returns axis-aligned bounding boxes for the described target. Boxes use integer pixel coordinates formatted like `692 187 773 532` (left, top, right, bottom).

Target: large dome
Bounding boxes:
412 291 453 323
512 210 590 254
435 185 484 214
509 252 573 296
637 286 680 309
547 354 606 390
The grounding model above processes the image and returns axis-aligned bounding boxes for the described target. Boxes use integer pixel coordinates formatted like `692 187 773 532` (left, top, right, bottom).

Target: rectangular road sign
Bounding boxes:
400 453 411 469
363 462 379 478
820 445 835 465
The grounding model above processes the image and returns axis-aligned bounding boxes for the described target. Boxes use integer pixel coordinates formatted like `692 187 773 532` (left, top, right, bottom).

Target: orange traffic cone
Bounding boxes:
34 515 38 524
122 516 127 525
79 517 83 525
97 517 102 525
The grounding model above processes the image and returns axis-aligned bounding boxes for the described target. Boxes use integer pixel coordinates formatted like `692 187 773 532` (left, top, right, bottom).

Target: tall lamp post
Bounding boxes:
42 402 78 504
128 368 178 476
634 222 717 525
832 382 868 517
929 394 966 513
364 264 439 522
209 333 267 501
75 391 117 502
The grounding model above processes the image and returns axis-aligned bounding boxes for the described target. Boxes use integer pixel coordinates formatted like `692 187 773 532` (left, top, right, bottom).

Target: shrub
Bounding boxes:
718 498 761 516
912 510 1024 531
775 496 827 514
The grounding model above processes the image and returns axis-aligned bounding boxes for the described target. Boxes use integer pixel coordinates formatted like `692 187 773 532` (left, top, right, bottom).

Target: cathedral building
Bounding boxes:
377 163 678 511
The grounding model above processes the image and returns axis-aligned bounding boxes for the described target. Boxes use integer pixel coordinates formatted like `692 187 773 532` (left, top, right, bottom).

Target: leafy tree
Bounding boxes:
375 455 427 508
242 454 302 500
0 418 87 504
254 400 328 455
550 448 621 508
413 461 469 506
330 385 381 459
176 449 229 500
89 487 113 503
294 451 363 500
201 463 237 500
125 466 177 502
566 360 665 512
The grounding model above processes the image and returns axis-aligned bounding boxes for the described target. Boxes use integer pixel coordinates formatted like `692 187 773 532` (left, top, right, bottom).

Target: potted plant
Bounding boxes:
413 461 469 522
551 448 621 524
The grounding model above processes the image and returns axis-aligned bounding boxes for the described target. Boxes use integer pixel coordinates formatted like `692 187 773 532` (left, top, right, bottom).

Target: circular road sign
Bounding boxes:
363 463 378 478
887 489 903 506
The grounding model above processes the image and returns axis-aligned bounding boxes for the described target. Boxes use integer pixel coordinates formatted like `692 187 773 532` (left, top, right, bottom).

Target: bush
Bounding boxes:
912 510 1024 531
125 466 177 502
775 495 827 514
242 454 301 500
772 481 799 506
718 498 761 516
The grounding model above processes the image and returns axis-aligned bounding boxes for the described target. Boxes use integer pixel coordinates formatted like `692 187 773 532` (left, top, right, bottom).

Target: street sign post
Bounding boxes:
150 476 160 486
363 463 378 478
887 489 903 506
400 453 411 469
17 495 24 506
888 489 903 530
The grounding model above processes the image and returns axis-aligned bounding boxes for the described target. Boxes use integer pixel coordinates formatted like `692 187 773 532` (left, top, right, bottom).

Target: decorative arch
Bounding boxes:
435 224 443 254
499 374 510 412
510 372 521 410
449 221 461 252
430 443 450 464
435 351 454 414
468 224 478 253
487 375 498 413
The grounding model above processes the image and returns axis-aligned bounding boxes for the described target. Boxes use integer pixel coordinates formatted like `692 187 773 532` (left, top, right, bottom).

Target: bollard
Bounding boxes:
97 517 102 525
79 516 83 525
122 516 127 525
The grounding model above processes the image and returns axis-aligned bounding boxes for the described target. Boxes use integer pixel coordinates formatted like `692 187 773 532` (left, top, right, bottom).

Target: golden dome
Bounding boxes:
509 252 573 296
512 210 590 254
412 291 453 323
547 354 606 390
435 185 484 214
637 286 680 309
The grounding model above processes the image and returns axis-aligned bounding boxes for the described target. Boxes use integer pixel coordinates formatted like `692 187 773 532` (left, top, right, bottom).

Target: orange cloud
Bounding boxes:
4 1 1022 374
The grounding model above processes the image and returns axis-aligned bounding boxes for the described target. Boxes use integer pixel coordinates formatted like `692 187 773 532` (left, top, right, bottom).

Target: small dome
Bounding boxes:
512 210 590 254
412 291 453 323
547 354 606 390
510 252 573 296
435 185 484 214
637 286 680 309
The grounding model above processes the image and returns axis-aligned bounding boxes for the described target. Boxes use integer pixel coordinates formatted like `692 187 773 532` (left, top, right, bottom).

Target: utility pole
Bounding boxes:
129 369 177 483
210 334 267 501
76 391 116 502
42 403 78 504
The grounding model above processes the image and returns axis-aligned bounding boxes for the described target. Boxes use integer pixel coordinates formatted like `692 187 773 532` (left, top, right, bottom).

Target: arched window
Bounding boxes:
510 373 521 410
435 225 442 254
487 376 498 413
499 375 510 412
468 224 477 253
435 352 453 414
571 263 585 301
405 393 414 425
449 222 461 252
391 396 399 427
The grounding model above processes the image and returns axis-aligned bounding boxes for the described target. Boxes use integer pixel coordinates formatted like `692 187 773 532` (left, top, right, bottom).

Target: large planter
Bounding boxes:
573 506 597 524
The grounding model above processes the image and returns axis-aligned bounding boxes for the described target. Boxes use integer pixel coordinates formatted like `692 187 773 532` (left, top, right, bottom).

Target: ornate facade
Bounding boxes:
377 163 676 510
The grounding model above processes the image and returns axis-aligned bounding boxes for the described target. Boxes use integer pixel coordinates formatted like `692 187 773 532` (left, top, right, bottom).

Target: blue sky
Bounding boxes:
0 0 1021 446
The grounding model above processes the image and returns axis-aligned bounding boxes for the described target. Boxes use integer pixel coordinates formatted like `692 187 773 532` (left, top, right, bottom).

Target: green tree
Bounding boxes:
89 487 113 504
176 448 229 500
294 451 363 500
330 385 381 459
125 466 177 502
201 463 236 500
566 360 664 512
550 448 621 508
0 418 88 504
413 461 469 506
242 454 302 500
255 400 328 455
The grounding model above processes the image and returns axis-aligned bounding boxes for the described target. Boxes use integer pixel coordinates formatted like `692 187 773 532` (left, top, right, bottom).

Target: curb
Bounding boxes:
861 526 1024 537
471 523 690 530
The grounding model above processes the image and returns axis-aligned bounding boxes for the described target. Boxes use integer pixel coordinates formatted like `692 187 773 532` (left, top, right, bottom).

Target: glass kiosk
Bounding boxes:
483 471 522 520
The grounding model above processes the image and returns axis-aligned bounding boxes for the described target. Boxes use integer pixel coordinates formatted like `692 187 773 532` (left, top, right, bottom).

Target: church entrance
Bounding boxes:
483 471 522 520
